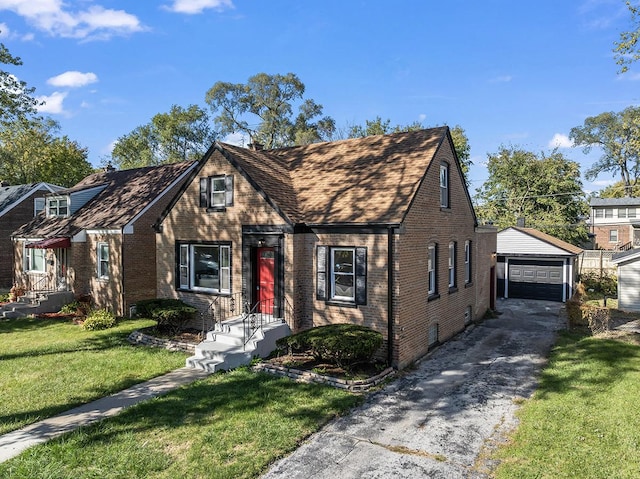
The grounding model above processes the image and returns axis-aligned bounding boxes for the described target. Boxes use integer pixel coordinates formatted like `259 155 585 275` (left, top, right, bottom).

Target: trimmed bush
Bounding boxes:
135 298 197 334
277 324 383 370
578 271 617 298
83 309 116 330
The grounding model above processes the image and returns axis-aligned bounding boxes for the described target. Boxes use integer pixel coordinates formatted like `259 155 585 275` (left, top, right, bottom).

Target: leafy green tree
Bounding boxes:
614 1 640 73
0 117 93 187
0 40 39 124
111 104 216 169
205 72 335 148
569 106 640 197
348 117 472 184
475 146 588 245
594 180 640 198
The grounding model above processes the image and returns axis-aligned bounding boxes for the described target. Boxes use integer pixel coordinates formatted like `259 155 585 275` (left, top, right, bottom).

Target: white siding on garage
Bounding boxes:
617 260 640 312
497 228 573 256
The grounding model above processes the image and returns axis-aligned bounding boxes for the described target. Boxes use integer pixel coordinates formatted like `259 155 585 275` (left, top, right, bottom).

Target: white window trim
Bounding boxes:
448 241 456 288
330 247 356 302
464 240 471 284
24 245 46 273
210 176 226 208
428 244 436 295
180 243 231 294
609 229 619 243
97 242 109 279
439 164 449 208
47 196 70 218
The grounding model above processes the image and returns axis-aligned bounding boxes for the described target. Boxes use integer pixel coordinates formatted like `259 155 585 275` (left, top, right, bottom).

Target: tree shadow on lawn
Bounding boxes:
535 329 640 400
0 318 150 361
57 369 362 448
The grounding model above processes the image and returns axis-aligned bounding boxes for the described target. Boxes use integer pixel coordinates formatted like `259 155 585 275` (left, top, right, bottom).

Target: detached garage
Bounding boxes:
497 227 582 303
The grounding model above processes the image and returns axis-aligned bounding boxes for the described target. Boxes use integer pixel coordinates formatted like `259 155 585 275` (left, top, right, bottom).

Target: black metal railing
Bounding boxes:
19 273 67 294
242 297 294 349
200 292 247 336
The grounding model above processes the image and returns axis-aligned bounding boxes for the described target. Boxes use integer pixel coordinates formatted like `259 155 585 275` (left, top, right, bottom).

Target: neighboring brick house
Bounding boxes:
0 182 64 289
12 162 196 315
156 127 497 369
589 197 640 250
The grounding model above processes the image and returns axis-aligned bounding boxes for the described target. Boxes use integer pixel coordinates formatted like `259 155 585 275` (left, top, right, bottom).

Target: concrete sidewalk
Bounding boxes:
0 367 209 463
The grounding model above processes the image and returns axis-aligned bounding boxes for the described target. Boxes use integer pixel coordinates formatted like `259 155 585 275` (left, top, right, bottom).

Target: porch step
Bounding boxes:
0 291 74 319
186 316 291 373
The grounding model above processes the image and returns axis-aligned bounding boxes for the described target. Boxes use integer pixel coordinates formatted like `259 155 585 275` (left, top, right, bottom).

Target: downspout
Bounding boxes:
121 229 126 317
387 227 394 367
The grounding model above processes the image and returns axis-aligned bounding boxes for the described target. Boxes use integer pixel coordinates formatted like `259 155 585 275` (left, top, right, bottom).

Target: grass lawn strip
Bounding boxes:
0 368 361 479
0 317 187 435
493 330 640 479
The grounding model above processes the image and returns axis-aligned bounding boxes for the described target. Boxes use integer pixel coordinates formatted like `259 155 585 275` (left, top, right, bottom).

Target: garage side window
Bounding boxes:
177 242 231 294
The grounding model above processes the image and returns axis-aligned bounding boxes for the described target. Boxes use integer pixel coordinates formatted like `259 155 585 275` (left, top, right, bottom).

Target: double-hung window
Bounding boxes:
24 245 45 272
97 243 109 279
200 175 234 210
316 246 367 305
428 243 437 297
178 243 231 294
448 241 457 290
609 229 618 243
464 240 472 284
440 164 449 208
47 197 69 217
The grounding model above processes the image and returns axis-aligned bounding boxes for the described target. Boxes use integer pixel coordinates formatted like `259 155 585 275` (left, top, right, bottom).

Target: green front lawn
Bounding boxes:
493 330 640 478
0 316 188 435
0 368 361 479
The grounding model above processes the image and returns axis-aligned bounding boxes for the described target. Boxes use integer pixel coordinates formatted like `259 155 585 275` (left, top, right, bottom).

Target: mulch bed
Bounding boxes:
138 326 203 344
264 353 387 381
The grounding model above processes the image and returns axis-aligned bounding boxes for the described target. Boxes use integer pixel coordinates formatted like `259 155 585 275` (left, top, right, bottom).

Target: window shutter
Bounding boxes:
199 177 209 207
355 247 367 305
316 246 327 300
225 175 234 206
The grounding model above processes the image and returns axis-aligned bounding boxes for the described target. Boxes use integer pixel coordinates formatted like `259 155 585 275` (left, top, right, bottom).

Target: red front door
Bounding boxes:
258 247 275 314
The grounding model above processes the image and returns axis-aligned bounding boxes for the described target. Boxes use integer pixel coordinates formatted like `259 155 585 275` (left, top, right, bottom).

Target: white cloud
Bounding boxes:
490 75 513 83
36 91 67 114
47 71 98 88
0 0 144 40
223 131 249 146
418 113 427 122
548 133 574 148
0 22 9 37
165 0 234 15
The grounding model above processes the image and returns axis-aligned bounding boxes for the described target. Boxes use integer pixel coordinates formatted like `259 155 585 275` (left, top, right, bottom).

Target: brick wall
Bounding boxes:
394 138 478 369
592 224 633 250
157 150 286 311
0 190 45 289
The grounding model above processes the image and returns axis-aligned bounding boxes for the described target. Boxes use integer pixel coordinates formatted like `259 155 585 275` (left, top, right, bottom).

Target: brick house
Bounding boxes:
156 127 497 369
0 182 64 289
589 197 640 250
12 162 196 315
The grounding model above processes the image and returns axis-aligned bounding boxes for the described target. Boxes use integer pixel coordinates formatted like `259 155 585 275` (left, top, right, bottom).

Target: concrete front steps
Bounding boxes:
0 291 74 319
186 315 291 373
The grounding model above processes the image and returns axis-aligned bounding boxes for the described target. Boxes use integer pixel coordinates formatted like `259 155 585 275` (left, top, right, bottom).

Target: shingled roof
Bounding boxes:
14 161 196 239
216 127 454 225
511 227 583 255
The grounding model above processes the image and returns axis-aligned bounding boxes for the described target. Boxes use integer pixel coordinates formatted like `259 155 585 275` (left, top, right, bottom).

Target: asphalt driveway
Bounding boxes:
262 298 566 479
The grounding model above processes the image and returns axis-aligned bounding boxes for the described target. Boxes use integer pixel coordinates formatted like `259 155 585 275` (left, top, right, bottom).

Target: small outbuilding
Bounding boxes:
611 249 640 312
496 227 582 302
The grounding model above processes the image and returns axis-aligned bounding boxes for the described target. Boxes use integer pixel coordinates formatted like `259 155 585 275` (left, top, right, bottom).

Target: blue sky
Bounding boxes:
0 0 637 196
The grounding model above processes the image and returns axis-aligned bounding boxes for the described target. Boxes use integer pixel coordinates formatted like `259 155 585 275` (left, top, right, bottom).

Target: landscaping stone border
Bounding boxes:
128 330 196 354
253 362 395 392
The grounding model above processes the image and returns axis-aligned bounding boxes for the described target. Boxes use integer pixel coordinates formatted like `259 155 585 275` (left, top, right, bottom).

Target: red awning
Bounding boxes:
25 237 71 249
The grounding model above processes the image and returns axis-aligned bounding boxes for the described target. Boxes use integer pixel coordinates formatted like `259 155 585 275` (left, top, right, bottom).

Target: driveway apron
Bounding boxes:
262 298 566 479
